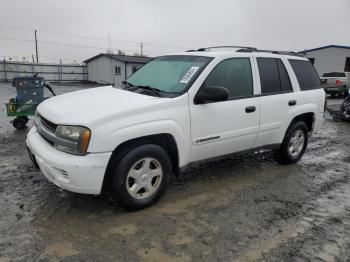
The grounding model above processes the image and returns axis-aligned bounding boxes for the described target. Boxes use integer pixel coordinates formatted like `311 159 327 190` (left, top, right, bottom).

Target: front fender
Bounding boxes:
90 120 190 168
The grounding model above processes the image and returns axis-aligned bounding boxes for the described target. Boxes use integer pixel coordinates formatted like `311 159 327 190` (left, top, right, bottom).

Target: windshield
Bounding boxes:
126 55 212 94
323 72 346 77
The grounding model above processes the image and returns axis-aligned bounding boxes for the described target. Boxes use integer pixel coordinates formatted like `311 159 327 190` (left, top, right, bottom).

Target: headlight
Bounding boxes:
54 125 91 155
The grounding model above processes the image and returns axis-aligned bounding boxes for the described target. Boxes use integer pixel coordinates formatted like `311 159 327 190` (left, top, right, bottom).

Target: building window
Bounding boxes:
115 66 121 75
132 66 140 74
308 58 315 65
345 57 350 72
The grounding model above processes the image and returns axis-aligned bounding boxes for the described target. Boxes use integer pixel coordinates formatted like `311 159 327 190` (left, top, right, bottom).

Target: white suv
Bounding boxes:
26 46 326 210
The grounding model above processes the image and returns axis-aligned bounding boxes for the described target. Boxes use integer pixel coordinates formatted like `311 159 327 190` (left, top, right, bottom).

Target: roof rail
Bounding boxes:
265 50 304 57
186 46 257 52
186 46 304 57
239 49 304 57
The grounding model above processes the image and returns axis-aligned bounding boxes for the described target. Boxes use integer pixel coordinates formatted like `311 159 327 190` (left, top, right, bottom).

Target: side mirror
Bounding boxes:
194 86 229 104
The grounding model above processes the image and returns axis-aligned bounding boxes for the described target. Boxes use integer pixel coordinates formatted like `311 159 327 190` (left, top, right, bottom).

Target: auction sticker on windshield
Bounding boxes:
180 66 199 84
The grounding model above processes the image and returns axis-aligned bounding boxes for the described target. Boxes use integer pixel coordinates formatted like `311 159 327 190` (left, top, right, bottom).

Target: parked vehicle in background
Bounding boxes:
320 72 350 98
26 46 326 210
327 90 350 122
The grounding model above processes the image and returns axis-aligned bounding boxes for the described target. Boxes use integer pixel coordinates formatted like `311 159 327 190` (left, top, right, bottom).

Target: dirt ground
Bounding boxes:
1 82 350 262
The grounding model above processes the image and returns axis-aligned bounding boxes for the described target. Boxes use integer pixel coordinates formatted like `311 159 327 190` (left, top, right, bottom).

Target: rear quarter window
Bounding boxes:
289 60 321 90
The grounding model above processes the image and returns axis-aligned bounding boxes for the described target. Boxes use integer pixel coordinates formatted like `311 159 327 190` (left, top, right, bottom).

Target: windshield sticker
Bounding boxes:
180 66 199 84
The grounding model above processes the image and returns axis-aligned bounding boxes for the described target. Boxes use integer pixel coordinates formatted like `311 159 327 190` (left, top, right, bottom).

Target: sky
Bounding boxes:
0 0 349 64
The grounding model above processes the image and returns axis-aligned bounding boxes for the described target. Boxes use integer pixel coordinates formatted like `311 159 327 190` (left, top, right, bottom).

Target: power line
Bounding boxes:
0 25 188 50
0 37 33 42
0 36 180 54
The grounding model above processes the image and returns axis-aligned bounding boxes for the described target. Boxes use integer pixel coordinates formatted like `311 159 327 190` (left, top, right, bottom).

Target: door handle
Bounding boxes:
245 106 256 113
288 100 297 106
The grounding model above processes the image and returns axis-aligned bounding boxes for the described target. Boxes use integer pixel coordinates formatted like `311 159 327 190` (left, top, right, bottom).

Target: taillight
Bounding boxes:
335 79 342 86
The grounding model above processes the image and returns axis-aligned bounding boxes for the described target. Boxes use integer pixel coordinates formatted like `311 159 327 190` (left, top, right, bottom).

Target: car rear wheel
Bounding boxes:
109 144 171 210
274 121 308 164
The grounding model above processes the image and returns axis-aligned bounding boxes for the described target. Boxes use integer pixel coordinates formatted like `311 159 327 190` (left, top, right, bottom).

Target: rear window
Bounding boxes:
322 72 346 77
289 60 321 90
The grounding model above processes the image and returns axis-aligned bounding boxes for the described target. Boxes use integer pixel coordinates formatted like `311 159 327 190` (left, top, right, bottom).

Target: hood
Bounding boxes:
37 86 160 125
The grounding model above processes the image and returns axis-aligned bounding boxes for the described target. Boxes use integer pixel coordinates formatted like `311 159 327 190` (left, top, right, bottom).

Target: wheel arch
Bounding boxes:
102 133 180 192
287 112 315 134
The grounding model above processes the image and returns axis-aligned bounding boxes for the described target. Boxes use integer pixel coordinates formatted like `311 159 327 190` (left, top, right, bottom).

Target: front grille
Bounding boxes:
36 114 57 145
39 115 57 133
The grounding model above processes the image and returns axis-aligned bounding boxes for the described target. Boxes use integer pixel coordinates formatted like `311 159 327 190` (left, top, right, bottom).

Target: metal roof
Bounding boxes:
84 53 153 64
299 45 350 53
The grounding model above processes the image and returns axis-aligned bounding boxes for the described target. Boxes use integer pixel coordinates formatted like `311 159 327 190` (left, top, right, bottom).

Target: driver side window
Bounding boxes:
204 58 253 99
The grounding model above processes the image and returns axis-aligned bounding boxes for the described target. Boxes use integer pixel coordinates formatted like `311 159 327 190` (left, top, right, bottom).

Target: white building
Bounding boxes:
300 45 350 76
84 54 152 85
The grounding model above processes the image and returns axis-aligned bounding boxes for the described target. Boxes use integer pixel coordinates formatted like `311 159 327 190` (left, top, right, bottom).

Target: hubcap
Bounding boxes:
288 129 305 157
126 157 163 199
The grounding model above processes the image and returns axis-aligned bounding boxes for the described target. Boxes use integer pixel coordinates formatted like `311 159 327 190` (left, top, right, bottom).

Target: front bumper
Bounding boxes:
26 127 112 194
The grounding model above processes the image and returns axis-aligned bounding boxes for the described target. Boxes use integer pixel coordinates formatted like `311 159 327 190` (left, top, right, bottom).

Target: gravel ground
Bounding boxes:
0 82 350 262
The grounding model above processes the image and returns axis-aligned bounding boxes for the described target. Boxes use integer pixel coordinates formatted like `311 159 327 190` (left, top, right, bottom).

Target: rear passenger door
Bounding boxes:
255 57 297 147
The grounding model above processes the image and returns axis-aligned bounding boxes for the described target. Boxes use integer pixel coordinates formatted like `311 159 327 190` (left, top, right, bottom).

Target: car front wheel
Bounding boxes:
109 144 171 210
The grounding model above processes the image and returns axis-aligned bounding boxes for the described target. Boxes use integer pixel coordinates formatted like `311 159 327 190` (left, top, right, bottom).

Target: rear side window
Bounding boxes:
289 60 321 90
257 58 292 94
277 59 293 92
204 58 253 99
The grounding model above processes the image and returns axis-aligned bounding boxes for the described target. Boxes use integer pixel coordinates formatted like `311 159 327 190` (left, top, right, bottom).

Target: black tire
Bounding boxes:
331 94 336 98
23 116 29 124
109 144 171 210
12 117 27 129
333 115 342 122
274 121 308 164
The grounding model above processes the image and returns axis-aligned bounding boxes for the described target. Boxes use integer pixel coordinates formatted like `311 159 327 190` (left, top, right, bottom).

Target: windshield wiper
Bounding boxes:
135 85 161 97
122 80 135 88
122 81 161 97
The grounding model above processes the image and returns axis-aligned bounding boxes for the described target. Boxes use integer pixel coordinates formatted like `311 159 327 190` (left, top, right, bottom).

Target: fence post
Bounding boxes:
57 63 60 81
3 59 7 82
60 59 62 81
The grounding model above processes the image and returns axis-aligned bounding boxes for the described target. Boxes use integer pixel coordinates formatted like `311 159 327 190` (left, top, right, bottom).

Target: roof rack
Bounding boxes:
237 49 304 57
186 46 304 57
186 46 257 52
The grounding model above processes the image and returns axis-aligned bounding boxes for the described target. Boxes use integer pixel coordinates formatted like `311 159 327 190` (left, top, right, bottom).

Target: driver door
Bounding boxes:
189 57 260 162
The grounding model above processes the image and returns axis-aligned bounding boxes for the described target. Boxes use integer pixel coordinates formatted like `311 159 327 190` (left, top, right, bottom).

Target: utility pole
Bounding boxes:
140 42 144 57
107 32 112 54
35 30 39 63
